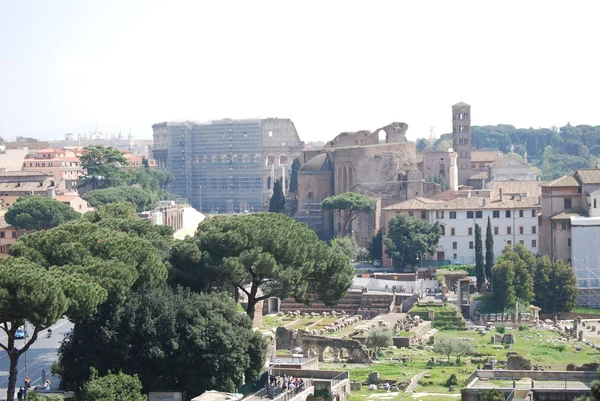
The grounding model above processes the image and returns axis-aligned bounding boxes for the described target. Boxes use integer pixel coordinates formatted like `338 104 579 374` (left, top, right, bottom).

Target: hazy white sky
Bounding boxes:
1 1 599 142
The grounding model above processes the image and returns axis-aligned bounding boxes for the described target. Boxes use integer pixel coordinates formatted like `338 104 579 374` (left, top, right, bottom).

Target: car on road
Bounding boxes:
15 327 29 339
373 260 381 267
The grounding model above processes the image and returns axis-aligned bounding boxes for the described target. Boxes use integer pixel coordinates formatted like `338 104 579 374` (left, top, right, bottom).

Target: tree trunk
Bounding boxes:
246 299 256 320
7 352 18 401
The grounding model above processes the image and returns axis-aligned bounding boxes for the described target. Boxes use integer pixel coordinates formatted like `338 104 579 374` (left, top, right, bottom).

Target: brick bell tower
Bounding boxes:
452 102 472 186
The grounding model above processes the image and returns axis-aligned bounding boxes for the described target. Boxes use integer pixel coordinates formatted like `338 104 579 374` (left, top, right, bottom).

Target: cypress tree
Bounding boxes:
268 178 286 213
289 158 301 194
485 216 494 289
475 223 485 292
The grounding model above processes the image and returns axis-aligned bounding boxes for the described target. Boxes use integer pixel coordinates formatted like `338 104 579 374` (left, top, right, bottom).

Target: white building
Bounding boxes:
486 155 537 185
382 180 542 266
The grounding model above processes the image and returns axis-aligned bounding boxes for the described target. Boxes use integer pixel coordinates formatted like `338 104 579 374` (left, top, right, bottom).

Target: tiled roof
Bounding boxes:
384 180 542 211
541 175 579 187
551 209 587 220
576 169 600 184
0 182 54 191
56 195 79 202
471 151 505 163
469 171 489 180
0 171 52 177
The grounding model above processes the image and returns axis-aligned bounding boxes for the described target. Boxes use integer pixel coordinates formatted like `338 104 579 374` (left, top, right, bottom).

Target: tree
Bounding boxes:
331 236 357 262
79 145 129 190
485 217 494 288
268 178 286 213
480 389 505 401
367 229 383 261
433 338 454 362
60 287 265 396
365 328 392 352
169 213 354 319
491 258 516 311
5 195 80 231
454 340 475 364
82 186 158 212
322 192 376 236
81 368 146 401
289 158 301 194
475 224 485 292
427 174 450 191
535 256 578 312
0 257 107 401
385 214 441 271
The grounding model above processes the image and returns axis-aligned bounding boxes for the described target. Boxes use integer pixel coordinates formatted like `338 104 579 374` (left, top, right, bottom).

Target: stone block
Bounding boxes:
367 371 380 384
350 382 362 391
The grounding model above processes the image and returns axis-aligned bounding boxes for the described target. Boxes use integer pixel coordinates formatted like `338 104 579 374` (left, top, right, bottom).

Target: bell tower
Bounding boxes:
452 102 472 186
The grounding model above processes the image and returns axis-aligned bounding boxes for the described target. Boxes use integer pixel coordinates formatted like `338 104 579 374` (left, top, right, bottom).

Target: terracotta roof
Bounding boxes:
471 151 505 163
541 175 579 187
0 171 52 177
385 180 542 211
56 195 79 202
469 171 489 180
488 154 529 167
576 169 600 184
0 182 54 191
36 148 64 153
551 210 587 220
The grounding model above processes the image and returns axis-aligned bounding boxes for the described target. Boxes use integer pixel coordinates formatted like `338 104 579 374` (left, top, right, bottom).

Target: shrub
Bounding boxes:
495 325 506 334
445 374 459 387
518 325 528 331
555 344 567 352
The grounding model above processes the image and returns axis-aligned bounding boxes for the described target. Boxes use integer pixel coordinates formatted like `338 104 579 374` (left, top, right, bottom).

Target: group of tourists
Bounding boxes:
264 374 305 397
17 375 51 400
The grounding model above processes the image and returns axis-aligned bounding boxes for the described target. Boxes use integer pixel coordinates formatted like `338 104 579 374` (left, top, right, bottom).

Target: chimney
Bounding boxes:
482 198 487 207
499 188 503 202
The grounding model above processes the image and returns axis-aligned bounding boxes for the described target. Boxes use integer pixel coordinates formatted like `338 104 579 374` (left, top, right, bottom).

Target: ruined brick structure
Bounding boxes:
296 122 437 243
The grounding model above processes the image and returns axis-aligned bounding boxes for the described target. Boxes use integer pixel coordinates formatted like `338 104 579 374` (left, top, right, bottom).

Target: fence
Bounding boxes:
257 379 313 401
330 372 349 389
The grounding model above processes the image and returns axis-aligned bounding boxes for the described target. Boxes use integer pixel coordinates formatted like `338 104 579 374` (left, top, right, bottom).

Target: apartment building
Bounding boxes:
22 147 84 190
382 181 542 267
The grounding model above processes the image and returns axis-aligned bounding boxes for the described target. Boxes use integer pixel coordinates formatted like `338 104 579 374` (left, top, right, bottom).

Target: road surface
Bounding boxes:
0 318 73 401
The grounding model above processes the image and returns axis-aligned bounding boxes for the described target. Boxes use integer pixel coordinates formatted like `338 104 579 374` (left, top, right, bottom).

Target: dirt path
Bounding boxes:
405 370 430 393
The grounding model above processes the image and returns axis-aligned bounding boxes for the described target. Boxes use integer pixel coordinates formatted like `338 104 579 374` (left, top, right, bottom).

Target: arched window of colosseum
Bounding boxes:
266 155 275 166
267 177 272 190
342 167 348 193
279 154 288 165
243 154 249 163
439 164 445 177
378 130 386 143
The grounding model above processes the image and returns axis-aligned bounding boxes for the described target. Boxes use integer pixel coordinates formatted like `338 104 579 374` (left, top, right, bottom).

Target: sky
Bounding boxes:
1 1 600 143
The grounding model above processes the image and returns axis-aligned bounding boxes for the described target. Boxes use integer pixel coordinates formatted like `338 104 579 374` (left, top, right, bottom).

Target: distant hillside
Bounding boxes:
418 124 600 179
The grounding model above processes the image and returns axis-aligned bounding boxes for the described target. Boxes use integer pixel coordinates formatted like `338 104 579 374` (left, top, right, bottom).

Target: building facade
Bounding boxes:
152 119 303 212
22 147 84 190
383 181 542 267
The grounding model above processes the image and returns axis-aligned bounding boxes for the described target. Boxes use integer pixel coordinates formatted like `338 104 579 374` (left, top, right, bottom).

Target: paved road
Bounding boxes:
0 318 73 400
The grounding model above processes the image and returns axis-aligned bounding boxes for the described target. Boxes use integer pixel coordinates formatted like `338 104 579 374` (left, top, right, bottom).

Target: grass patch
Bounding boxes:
572 306 600 315
415 366 471 393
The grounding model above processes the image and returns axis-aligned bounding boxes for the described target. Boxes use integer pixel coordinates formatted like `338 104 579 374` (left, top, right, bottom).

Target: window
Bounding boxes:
453 253 457 259
564 198 572 209
519 240 524 245
561 221 567 230
519 226 524 234
436 211 444 219
469 241 474 249
506 210 511 218
0 232 4 239
476 211 483 218
11 231 16 238
279 155 288 165
507 240 512 245
507 226 512 235
421 211 427 219
408 211 414 217
467 211 474 219
449 211 457 219
440 225 446 235
468 227 473 235
568 238 572 247
494 227 499 235
595 198 598 209
493 211 500 218
532 226 537 234
451 228 456 236
519 210 524 218
532 210 536 217
453 242 458 249
532 239 537 248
